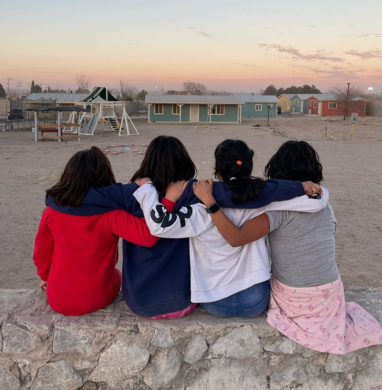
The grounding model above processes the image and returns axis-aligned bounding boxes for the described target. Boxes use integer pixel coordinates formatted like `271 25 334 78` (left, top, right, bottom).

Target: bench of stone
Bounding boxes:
0 287 381 390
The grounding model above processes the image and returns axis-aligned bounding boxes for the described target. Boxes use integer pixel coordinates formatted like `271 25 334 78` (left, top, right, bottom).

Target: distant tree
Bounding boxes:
277 87 285 96
30 80 42 93
119 80 137 101
43 89 48 93
182 81 207 95
330 86 361 120
49 88 67 93
48 86 51 92
167 90 176 95
0 84 5 98
136 90 148 101
75 74 92 94
263 85 278 95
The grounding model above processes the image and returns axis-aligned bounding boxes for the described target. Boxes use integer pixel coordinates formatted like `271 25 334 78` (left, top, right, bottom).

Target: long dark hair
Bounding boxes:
265 140 323 183
130 135 197 194
214 139 266 205
46 146 116 207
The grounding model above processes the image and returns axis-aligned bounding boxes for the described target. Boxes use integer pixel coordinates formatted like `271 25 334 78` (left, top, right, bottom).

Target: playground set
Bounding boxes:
27 87 139 142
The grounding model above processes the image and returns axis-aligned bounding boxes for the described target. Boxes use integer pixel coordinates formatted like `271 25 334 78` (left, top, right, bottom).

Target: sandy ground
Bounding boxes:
1 114 382 289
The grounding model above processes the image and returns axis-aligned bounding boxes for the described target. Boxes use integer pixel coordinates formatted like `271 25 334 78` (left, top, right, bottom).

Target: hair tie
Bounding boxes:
237 161 242 166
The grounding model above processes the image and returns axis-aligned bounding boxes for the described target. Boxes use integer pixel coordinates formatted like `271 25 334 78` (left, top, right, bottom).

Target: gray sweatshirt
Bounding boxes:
266 204 339 288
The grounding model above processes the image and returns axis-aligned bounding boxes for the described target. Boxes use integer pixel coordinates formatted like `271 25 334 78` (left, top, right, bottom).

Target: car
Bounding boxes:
8 109 24 120
277 106 282 115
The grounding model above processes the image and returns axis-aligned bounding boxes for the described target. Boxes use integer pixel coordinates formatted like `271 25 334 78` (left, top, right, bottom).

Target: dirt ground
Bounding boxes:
1 114 382 289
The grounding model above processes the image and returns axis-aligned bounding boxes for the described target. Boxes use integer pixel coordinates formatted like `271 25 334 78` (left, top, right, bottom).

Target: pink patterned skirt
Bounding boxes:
146 303 197 320
267 276 382 354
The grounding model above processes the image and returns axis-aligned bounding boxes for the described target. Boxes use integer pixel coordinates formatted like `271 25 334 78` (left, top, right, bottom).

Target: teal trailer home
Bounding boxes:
239 95 279 118
146 95 244 124
292 94 319 113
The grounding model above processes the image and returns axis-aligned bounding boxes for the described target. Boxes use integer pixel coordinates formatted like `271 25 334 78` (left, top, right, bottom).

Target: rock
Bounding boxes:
344 291 382 323
269 355 309 390
325 352 357 373
2 319 33 354
31 360 83 390
184 334 208 364
53 326 92 354
298 373 345 390
264 338 318 358
353 347 382 390
150 327 173 348
210 325 263 359
143 347 182 389
187 359 268 390
89 339 149 386
0 362 21 390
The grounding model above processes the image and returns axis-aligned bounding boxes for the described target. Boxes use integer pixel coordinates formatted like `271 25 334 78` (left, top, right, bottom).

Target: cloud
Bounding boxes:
345 49 382 59
198 31 213 38
375 34 381 38
258 44 345 63
340 33 370 38
184 26 213 38
303 66 357 79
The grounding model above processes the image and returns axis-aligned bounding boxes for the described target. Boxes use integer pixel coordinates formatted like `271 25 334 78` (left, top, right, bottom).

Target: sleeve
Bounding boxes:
108 210 159 247
133 182 213 238
210 179 305 209
33 210 54 281
260 187 329 214
266 211 288 233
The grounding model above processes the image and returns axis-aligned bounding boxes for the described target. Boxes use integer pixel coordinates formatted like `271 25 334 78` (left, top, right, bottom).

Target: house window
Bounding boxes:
313 102 317 108
211 105 225 115
154 104 163 114
172 104 180 114
309 102 312 107
255 104 262 111
329 102 337 109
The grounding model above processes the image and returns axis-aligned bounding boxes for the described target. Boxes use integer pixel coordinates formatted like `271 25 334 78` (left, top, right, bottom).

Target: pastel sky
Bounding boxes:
1 0 382 93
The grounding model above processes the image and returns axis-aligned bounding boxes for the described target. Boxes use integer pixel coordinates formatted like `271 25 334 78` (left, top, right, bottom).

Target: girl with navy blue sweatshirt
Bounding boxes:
46 136 310 318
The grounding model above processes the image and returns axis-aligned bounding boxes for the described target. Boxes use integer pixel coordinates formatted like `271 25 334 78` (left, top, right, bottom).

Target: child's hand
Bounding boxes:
193 179 215 206
302 181 323 196
39 280 47 291
135 177 151 186
165 181 188 202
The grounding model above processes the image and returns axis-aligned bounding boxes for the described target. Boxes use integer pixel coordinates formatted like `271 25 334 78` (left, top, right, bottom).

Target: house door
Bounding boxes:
190 105 199 122
318 102 322 116
301 102 304 113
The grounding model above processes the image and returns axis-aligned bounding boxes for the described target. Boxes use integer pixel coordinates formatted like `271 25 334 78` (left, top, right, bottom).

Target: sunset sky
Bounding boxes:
1 0 382 93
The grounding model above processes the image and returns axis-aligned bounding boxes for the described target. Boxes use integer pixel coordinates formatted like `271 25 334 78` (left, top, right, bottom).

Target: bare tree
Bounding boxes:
206 90 233 96
119 80 138 101
75 74 92 93
329 86 361 120
182 81 207 95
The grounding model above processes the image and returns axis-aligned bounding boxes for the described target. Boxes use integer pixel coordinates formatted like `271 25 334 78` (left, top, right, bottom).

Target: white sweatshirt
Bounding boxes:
134 183 329 303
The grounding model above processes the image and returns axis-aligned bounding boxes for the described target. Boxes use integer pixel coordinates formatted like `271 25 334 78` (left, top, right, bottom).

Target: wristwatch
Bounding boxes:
206 202 220 214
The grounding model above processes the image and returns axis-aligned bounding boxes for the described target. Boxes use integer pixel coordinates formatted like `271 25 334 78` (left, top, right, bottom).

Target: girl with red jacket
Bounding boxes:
33 146 163 316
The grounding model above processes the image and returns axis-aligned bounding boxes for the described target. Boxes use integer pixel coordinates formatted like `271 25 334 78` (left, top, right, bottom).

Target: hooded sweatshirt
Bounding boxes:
33 206 163 316
45 179 305 317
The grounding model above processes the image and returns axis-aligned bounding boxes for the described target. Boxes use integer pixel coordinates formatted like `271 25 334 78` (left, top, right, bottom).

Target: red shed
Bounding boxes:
307 94 366 117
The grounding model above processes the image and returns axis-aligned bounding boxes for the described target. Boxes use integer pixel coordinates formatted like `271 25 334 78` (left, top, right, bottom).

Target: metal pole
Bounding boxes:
57 111 61 142
346 82 350 119
267 105 270 126
34 111 38 141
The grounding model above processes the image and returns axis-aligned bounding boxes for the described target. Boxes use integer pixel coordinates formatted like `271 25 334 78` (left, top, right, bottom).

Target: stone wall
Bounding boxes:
0 287 381 390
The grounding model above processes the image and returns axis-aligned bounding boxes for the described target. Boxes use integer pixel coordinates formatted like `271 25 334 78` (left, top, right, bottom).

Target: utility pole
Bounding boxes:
16 81 22 97
267 104 270 126
6 78 14 97
346 82 350 119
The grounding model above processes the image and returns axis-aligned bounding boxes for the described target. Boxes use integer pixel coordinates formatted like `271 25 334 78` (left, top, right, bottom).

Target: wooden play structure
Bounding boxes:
27 106 90 142
69 87 139 136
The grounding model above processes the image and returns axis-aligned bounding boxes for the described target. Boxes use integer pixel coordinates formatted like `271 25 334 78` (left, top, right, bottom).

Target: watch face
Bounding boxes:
209 203 220 214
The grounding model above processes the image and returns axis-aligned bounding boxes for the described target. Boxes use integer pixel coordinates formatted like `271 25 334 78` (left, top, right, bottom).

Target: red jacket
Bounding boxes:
33 205 172 316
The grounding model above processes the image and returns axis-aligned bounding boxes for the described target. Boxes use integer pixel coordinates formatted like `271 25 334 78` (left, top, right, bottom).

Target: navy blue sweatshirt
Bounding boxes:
46 179 304 317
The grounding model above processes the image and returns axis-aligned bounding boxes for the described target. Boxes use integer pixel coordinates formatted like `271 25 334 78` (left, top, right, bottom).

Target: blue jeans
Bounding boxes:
200 280 270 318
